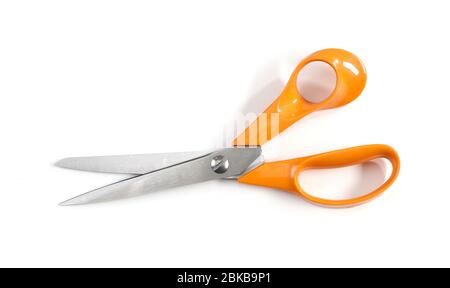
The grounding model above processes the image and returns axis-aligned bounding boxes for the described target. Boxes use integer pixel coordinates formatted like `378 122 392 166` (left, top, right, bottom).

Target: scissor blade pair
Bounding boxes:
59 147 262 206
55 151 211 174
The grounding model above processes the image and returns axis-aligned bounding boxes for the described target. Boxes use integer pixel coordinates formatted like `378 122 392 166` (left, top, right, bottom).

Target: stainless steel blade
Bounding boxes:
55 151 211 174
59 147 262 206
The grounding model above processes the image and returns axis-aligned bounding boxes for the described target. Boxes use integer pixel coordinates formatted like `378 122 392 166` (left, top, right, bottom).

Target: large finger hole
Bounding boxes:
296 61 336 103
297 159 390 200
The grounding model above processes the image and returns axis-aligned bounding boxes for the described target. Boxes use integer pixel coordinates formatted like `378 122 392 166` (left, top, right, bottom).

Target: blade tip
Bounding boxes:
59 198 82 206
59 200 73 206
54 158 69 168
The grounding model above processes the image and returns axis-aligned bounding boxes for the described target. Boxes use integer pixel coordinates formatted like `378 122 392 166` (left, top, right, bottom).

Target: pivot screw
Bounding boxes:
211 155 229 174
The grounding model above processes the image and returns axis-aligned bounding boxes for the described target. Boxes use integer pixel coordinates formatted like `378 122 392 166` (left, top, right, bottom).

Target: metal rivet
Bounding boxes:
210 155 229 174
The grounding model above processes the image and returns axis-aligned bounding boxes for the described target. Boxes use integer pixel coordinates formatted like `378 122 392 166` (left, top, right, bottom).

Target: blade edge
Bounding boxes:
59 148 262 205
55 151 211 174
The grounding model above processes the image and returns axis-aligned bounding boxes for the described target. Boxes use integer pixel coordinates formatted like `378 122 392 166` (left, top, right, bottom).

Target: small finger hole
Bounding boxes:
297 61 336 103
297 159 390 201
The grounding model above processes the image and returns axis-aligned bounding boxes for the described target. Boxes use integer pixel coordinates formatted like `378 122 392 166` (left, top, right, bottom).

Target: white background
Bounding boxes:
0 1 449 268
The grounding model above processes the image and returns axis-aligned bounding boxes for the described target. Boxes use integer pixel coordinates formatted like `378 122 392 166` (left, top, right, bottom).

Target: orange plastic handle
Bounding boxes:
233 48 367 146
238 144 400 207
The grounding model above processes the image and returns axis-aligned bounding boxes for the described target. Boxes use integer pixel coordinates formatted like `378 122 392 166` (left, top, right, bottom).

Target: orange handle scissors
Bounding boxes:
56 49 399 208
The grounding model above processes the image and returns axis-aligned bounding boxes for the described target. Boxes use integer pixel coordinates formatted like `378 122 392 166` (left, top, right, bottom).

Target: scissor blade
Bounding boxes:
55 151 211 174
59 147 262 206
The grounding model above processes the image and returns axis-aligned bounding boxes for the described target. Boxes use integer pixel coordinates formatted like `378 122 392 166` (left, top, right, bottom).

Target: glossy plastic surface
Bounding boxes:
233 48 367 146
233 49 400 207
238 144 400 207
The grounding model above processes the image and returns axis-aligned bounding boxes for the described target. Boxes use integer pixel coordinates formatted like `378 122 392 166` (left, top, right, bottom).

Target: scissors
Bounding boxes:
56 48 400 207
